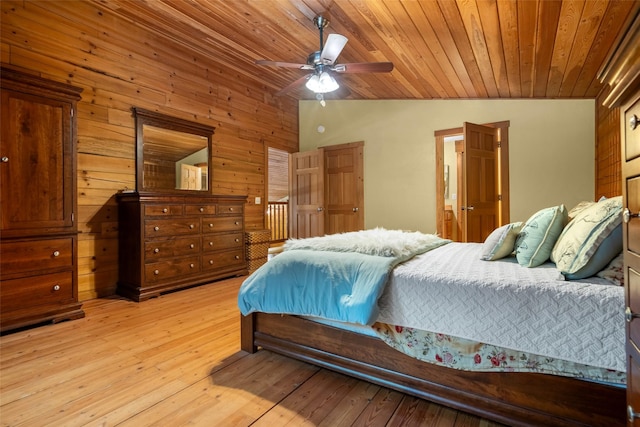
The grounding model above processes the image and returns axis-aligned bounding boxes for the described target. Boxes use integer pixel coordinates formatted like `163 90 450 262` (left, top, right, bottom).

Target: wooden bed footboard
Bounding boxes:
241 312 625 427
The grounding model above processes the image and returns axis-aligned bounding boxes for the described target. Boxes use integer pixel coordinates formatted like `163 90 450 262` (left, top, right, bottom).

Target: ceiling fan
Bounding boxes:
255 15 394 102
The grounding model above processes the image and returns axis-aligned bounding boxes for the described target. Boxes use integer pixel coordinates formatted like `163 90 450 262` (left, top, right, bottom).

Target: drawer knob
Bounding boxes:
190 263 195 268
209 260 214 265
209 223 213 228
200 207 204 212
229 207 234 211
52 250 60 257
623 208 640 224
154 226 160 231
235 221 239 225
154 269 159 275
209 242 213 246
630 114 639 131
162 208 168 213
189 224 195 229
154 248 160 253
235 238 239 243
235 255 240 260
52 284 60 291
1 156 8 163
190 244 195 249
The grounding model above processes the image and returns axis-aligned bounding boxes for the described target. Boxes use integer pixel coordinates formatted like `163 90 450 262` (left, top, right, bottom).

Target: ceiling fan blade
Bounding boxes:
256 60 313 70
332 62 394 73
320 34 348 65
275 74 311 96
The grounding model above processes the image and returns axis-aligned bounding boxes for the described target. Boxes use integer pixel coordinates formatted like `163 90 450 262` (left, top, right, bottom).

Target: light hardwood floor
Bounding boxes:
0 277 504 426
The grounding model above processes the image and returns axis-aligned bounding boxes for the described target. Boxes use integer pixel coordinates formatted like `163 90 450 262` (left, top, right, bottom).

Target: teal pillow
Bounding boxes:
515 205 568 267
480 222 523 261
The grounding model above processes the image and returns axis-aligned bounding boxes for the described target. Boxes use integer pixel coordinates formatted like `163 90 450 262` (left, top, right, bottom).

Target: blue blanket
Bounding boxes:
238 229 449 325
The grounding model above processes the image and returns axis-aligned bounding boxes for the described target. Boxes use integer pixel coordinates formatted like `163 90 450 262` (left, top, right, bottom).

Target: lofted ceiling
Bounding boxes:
97 0 639 101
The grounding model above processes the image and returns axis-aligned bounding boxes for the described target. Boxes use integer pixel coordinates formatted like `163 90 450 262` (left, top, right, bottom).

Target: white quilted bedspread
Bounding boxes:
376 242 625 372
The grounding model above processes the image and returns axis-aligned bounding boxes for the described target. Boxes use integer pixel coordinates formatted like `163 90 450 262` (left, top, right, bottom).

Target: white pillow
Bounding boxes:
551 196 622 279
480 222 523 261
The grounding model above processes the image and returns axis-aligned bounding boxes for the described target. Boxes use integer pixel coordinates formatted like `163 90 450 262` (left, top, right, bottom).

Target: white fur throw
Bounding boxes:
284 228 449 259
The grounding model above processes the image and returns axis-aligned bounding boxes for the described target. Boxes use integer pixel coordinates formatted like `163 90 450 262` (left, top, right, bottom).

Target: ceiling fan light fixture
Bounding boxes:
305 71 339 93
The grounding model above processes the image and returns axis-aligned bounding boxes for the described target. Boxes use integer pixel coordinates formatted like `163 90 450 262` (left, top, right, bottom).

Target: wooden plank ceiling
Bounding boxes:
97 0 639 101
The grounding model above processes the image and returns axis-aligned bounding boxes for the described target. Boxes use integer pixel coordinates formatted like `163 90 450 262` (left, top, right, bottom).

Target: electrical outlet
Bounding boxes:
255 197 261 205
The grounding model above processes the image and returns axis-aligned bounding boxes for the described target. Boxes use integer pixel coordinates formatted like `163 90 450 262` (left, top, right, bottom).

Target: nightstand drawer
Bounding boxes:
1 238 73 275
145 219 200 237
1 271 74 312
145 256 200 283
145 236 201 260
202 232 244 252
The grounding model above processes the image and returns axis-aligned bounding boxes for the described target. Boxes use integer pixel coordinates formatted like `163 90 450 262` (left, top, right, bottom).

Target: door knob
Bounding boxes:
461 206 474 211
352 207 359 212
317 207 324 212
624 208 639 223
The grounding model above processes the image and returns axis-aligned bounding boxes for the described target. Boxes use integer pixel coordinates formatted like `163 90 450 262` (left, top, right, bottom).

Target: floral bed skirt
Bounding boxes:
372 322 625 385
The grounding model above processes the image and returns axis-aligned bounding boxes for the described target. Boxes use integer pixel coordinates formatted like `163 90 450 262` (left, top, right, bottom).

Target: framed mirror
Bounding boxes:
133 107 214 192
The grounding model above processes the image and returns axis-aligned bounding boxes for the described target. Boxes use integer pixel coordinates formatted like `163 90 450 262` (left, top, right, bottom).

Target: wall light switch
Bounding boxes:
255 197 261 205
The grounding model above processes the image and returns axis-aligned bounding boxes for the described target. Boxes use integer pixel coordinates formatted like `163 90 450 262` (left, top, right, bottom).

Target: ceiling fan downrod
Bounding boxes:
313 15 329 51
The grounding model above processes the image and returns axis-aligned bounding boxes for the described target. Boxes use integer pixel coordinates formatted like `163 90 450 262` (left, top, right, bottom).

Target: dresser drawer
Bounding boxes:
144 204 183 216
184 205 216 215
628 175 640 256
202 216 243 233
217 204 243 215
145 219 200 237
202 249 244 271
202 232 244 252
1 271 74 313
625 97 640 162
145 236 201 260
1 238 73 275
145 256 201 283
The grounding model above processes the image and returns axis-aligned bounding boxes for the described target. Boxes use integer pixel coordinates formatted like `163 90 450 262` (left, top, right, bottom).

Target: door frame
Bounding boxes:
434 120 510 240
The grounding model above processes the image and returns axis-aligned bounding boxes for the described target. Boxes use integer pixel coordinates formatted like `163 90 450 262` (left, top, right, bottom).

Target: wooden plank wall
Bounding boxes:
595 85 622 199
1 1 299 300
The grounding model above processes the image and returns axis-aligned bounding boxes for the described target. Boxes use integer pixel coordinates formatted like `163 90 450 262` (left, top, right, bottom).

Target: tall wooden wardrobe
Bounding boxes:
598 10 640 425
0 67 84 332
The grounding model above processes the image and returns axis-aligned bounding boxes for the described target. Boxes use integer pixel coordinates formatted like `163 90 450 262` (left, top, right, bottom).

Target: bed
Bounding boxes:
239 200 626 426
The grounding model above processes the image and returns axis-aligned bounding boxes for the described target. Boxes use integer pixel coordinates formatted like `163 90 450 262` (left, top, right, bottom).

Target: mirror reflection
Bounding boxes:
143 125 209 190
134 107 214 193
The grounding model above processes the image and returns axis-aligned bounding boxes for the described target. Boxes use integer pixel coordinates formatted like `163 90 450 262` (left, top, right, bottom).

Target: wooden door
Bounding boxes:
0 87 75 237
324 142 364 234
289 149 324 238
459 122 499 243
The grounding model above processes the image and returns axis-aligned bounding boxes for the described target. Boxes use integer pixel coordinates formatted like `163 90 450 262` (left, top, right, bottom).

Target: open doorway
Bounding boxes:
435 121 510 242
267 147 289 246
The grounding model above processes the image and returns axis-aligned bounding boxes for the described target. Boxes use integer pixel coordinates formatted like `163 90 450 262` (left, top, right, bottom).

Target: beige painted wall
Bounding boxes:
299 99 595 234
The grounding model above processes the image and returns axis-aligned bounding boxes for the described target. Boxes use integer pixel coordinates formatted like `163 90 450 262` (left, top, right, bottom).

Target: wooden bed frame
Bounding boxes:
241 312 625 427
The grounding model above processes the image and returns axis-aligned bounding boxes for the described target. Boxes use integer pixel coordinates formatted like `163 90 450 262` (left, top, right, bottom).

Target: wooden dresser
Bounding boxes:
117 191 247 301
598 9 640 425
0 67 84 333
